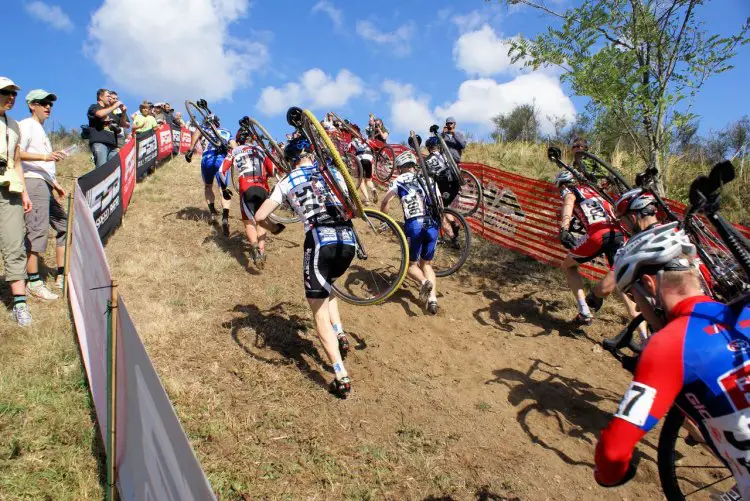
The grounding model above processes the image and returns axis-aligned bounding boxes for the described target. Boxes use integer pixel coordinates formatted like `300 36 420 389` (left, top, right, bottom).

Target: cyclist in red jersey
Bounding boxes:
556 170 639 326
219 129 275 268
595 222 750 500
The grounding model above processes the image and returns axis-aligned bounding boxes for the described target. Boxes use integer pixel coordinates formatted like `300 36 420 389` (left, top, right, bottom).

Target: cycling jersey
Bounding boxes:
220 144 274 191
387 172 437 226
348 138 373 163
426 152 456 182
203 128 232 155
269 162 351 233
595 296 750 499
561 185 617 235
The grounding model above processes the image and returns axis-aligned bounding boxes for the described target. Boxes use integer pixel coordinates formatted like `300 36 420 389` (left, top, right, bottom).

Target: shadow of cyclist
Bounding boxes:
225 302 329 390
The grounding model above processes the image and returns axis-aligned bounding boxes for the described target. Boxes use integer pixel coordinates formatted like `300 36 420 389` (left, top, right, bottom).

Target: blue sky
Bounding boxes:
4 0 749 144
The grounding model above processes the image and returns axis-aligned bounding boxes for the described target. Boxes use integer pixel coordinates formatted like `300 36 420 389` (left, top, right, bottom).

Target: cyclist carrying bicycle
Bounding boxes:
219 129 275 268
185 108 233 236
594 222 750 500
424 135 462 247
615 188 661 235
254 118 355 398
555 170 640 327
348 134 377 205
380 151 440 315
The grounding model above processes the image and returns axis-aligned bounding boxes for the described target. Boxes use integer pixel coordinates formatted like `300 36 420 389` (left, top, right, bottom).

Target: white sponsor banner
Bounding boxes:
68 184 112 445
116 297 216 501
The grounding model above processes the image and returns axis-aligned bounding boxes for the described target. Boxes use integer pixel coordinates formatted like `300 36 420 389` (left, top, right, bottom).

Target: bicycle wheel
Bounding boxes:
450 169 483 217
657 407 734 500
247 117 291 174
334 138 363 189
433 208 472 277
266 173 300 224
437 135 462 182
688 217 749 301
374 145 395 183
332 209 409 306
184 100 222 148
300 109 365 219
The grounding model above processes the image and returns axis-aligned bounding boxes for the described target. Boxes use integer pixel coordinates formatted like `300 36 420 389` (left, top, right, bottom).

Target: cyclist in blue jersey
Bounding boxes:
254 124 355 398
594 222 750 499
380 151 439 315
185 113 233 236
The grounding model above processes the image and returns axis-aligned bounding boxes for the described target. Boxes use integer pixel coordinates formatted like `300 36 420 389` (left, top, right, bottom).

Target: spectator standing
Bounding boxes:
152 103 167 125
108 90 130 147
87 89 129 168
18 89 68 298
172 111 185 128
366 115 389 143
0 77 34 327
162 103 176 127
441 117 466 163
131 101 158 134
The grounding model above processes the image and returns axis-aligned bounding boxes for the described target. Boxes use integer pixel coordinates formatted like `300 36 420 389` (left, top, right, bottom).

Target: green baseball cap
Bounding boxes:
25 89 58 104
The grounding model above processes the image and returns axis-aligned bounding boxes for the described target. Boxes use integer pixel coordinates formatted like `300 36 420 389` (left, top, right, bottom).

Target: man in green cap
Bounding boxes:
18 89 69 299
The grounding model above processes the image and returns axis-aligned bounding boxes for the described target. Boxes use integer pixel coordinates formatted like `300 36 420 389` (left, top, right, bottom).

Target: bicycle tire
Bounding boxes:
267 173 300 224
411 132 443 222
434 208 472 277
657 407 733 501
436 134 462 184
185 100 222 148
334 137 364 189
451 169 483 217
301 109 365 219
247 117 291 174
332 208 409 306
374 145 396 183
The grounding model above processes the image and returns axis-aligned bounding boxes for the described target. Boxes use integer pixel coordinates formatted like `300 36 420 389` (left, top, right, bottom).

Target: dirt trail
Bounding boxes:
104 158 665 500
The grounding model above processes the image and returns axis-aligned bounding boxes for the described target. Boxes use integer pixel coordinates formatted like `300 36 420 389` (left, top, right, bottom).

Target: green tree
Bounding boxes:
501 0 749 190
491 103 540 142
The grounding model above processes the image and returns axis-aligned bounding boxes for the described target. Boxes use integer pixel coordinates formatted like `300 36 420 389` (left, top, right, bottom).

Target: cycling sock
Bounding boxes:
56 267 64 278
13 295 27 307
577 297 591 316
222 208 229 219
332 323 344 336
28 273 42 285
332 358 348 379
208 202 217 214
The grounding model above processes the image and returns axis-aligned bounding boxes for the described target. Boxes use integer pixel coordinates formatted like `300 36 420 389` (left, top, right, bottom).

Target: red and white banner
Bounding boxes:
156 123 174 161
119 137 136 213
179 128 192 154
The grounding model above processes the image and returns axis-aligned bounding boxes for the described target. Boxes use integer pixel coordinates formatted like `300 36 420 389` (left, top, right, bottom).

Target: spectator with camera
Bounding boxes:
87 88 129 168
441 117 466 163
366 114 389 143
108 90 130 147
18 89 69 300
0 77 34 327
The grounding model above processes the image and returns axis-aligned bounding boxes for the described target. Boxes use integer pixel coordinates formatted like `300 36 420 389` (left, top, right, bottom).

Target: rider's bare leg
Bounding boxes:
308 297 347 380
562 255 589 315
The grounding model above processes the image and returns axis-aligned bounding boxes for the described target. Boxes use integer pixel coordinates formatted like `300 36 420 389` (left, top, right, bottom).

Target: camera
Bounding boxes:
109 123 122 136
0 157 7 175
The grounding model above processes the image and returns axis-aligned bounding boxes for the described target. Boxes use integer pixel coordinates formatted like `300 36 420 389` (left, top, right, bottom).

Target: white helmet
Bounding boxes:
614 221 697 292
554 170 575 187
395 151 417 170
615 188 656 217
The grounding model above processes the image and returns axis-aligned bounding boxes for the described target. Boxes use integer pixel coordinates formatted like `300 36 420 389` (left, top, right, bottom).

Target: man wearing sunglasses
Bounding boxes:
18 89 69 300
0 77 34 327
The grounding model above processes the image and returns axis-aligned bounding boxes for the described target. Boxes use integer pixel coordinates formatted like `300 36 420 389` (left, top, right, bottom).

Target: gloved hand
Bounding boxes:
547 146 562 161
429 124 440 134
221 188 233 201
560 229 578 250
185 150 193 163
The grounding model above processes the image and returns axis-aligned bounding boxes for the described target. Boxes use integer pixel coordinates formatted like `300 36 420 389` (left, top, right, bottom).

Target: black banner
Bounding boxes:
136 129 158 180
171 126 181 156
78 154 123 241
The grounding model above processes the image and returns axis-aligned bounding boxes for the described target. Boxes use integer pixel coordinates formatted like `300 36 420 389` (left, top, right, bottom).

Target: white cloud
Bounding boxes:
382 80 437 135
452 10 488 33
453 24 525 76
356 20 415 57
312 1 343 29
86 0 267 102
435 73 576 135
25 1 74 32
257 68 365 116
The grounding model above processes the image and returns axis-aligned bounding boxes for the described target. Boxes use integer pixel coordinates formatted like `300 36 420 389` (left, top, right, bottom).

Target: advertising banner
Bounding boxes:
119 138 136 213
156 123 174 161
171 126 181 155
136 130 158 179
116 298 217 501
179 128 192 154
78 155 123 241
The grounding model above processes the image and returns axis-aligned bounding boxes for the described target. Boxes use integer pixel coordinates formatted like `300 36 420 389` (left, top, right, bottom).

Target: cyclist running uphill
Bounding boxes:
594 222 750 500
254 117 355 398
219 129 275 268
425 135 462 247
185 108 233 236
555 169 639 327
380 151 439 315
348 133 377 205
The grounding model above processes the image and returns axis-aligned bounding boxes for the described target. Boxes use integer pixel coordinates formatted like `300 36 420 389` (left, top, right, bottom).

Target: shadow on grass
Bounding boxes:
203 232 261 276
226 302 329 390
423 486 521 501
169 206 212 223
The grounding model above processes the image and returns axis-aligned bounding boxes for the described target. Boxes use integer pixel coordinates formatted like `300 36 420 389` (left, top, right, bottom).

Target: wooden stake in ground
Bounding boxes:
62 191 75 301
106 281 119 501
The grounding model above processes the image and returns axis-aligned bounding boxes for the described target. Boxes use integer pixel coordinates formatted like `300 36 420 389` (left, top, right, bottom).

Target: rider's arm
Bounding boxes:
219 154 233 176
560 192 576 231
189 129 202 151
380 189 397 213
594 324 686 487
263 156 275 177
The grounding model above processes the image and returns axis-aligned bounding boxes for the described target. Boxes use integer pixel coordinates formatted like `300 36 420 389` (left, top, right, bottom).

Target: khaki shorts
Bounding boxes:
0 186 27 282
24 178 68 253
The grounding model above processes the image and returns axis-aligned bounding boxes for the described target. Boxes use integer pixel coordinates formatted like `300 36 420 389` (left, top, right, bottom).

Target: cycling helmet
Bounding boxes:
206 114 220 127
554 170 575 187
395 151 417 170
614 221 697 292
571 136 589 151
236 129 251 145
425 136 440 149
615 188 657 217
284 137 312 163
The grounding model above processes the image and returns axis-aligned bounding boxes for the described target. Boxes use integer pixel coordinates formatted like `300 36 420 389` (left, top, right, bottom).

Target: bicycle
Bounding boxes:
427 124 484 218
185 99 224 149
287 108 409 306
602 160 750 501
330 112 397 185
409 130 472 277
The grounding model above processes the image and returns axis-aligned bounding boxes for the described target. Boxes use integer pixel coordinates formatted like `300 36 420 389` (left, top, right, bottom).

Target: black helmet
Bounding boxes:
283 137 313 163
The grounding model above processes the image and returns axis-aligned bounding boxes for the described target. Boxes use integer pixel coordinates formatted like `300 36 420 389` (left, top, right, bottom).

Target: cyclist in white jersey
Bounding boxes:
348 134 377 205
254 132 355 398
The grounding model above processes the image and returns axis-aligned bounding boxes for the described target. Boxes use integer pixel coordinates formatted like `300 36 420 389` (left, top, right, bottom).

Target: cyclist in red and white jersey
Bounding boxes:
219 129 275 268
595 222 750 500
556 170 638 326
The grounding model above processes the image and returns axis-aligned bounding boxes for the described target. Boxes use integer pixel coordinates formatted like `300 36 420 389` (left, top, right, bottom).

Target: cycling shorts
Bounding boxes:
570 228 625 267
437 177 460 207
359 158 373 179
303 224 356 299
201 152 230 187
404 218 439 262
240 186 268 222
